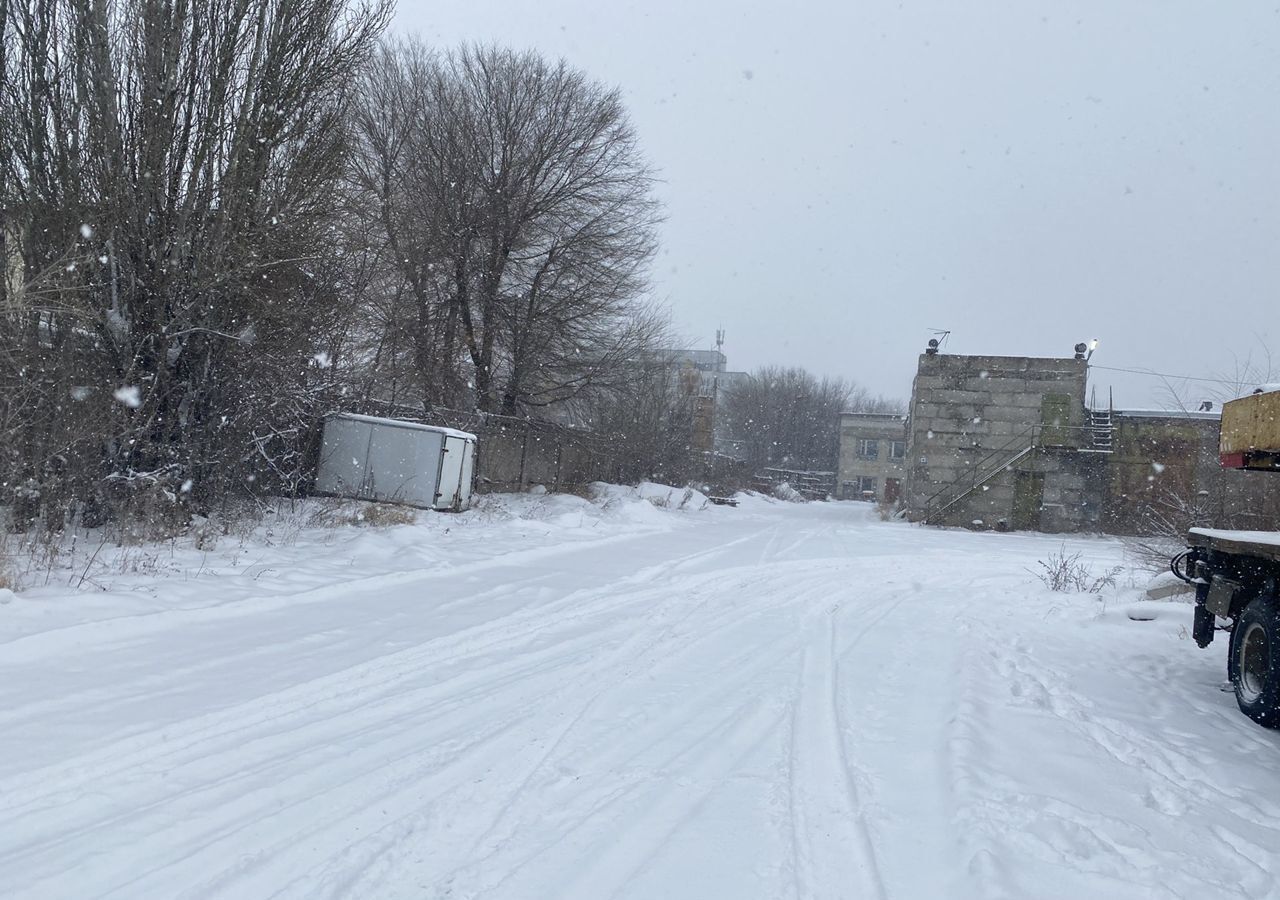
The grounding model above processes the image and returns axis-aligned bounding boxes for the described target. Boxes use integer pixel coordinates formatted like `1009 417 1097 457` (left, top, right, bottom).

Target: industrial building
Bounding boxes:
897 345 1280 534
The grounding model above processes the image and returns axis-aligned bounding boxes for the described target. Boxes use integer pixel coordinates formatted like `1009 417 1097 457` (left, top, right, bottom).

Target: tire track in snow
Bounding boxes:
787 597 898 900
347 574 852 898
341 563 880 900
6 574 764 897
1 533 785 819
292 579 791 900
5 508 945 900
5 533 835 898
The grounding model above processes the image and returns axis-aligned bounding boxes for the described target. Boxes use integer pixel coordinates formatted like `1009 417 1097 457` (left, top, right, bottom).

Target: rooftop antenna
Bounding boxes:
927 328 951 349
714 327 725 354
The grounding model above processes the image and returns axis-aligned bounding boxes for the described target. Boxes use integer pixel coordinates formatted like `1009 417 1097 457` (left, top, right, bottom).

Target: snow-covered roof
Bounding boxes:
840 412 906 421
1113 409 1221 421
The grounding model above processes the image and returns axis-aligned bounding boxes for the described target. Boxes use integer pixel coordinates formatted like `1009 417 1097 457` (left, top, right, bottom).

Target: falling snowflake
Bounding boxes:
113 385 142 408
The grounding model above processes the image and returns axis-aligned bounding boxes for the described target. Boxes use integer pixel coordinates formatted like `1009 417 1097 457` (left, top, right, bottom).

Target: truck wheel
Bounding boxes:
1229 596 1280 728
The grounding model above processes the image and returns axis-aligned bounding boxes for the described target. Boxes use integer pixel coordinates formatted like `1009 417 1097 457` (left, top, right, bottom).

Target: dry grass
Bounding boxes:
559 483 598 501
307 500 417 529
0 539 14 592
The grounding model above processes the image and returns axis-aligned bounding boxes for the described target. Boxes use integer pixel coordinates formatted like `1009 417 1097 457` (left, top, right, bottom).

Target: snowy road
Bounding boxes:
3 498 1280 899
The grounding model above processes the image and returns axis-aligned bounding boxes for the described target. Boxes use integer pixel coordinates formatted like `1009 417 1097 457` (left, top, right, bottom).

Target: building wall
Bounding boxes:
905 353 1098 530
1103 411 1280 534
836 414 907 501
903 352 1280 534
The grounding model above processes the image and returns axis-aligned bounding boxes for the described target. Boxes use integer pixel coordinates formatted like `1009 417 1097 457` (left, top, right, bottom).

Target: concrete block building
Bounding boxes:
902 348 1280 533
836 413 908 502
904 351 1110 531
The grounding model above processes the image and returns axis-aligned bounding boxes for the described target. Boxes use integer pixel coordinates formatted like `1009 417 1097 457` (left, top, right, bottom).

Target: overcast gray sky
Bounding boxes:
394 1 1279 408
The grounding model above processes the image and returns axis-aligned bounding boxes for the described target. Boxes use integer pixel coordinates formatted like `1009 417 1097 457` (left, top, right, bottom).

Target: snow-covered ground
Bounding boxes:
2 488 1278 899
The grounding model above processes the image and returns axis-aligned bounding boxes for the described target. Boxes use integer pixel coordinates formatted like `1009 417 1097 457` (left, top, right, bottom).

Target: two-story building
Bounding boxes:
836 413 908 502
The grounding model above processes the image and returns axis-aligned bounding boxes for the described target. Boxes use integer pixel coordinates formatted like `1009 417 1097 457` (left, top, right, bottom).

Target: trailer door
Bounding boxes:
436 434 469 510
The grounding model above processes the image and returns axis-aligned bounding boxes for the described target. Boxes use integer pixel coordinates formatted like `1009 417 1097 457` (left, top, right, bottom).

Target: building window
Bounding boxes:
856 439 879 459
889 440 906 460
854 476 878 499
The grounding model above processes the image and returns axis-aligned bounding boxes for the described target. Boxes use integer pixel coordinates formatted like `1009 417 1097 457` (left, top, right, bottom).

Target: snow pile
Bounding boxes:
0 483 715 644
771 481 806 502
1144 569 1195 601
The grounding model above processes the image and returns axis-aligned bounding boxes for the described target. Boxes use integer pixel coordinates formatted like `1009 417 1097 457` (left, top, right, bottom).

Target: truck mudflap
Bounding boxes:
1193 590 1215 648
1173 549 1217 648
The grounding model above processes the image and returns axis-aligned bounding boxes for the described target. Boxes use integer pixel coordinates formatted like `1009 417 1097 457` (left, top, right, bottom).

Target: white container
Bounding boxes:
315 413 477 511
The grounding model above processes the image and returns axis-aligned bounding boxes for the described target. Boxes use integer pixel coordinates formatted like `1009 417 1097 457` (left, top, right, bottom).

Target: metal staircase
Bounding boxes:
921 424 1042 525
922 443 1036 525
921 400 1114 526
1088 408 1114 452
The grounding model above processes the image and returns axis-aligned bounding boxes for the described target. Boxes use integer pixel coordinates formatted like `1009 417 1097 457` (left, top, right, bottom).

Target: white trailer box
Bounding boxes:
315 413 477 511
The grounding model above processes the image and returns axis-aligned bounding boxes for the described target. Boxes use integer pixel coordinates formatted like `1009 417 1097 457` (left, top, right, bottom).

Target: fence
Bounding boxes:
347 401 619 494
752 467 836 500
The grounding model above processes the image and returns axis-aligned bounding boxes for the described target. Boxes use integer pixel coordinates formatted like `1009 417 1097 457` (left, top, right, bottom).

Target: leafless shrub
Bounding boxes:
561 483 598 501
100 472 191 546
876 498 901 521
1033 546 1124 593
0 538 15 592
1122 536 1183 574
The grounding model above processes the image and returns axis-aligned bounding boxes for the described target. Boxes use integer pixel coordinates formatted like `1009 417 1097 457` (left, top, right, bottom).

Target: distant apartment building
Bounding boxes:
836 413 908 502
647 348 749 456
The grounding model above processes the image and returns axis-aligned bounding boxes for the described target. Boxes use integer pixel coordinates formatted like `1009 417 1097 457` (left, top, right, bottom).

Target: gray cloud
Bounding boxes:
396 0 1280 406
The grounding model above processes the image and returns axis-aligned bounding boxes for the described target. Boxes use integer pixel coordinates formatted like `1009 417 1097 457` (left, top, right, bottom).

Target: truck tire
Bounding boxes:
1229 595 1280 728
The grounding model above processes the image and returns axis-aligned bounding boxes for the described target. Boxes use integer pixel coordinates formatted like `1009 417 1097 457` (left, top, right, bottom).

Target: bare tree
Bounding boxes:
1153 338 1276 413
721 367 868 471
349 41 662 416
1 0 389 526
583 347 699 485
